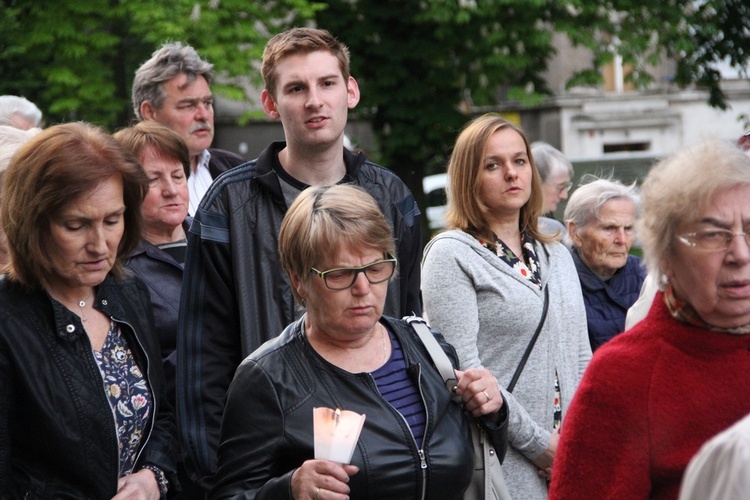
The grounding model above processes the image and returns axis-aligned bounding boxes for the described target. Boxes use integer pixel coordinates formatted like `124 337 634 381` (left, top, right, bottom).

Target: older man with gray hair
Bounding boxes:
132 42 244 214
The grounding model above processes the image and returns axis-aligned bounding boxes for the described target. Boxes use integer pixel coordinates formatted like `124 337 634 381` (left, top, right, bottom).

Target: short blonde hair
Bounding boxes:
446 113 552 245
278 184 396 303
638 138 750 284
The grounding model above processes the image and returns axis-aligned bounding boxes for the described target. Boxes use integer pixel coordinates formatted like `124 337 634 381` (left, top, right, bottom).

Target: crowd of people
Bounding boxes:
1 25 749 500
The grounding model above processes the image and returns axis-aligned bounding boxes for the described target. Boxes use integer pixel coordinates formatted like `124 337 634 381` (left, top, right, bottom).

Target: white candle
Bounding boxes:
313 407 366 464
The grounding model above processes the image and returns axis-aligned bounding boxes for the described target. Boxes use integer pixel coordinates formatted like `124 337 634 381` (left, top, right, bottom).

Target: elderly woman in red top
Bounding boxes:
549 138 750 499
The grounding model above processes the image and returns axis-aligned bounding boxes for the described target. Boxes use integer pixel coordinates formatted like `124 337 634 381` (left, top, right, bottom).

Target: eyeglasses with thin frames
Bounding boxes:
555 181 573 193
677 229 750 252
310 257 398 290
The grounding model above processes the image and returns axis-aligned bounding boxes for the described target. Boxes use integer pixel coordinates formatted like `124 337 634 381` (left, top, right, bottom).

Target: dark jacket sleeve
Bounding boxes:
210 359 292 500
395 191 423 317
480 405 510 463
178 197 243 490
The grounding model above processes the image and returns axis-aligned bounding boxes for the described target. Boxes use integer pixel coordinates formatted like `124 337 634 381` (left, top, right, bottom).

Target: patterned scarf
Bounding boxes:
663 284 750 334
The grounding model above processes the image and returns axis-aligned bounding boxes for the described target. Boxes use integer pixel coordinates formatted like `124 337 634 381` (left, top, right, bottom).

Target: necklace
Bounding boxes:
50 291 94 323
380 324 389 364
78 298 90 323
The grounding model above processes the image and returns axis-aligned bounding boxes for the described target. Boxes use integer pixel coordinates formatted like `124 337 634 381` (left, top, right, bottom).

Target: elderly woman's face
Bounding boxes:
542 169 571 214
664 184 750 328
47 174 125 295
298 245 390 339
570 198 636 277
139 146 188 241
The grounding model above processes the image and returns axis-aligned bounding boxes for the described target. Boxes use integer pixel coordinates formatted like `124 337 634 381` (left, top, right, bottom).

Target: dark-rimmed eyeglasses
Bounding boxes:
311 257 398 290
677 229 750 252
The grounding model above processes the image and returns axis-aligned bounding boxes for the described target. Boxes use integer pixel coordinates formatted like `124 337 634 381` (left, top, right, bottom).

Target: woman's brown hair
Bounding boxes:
1 122 147 289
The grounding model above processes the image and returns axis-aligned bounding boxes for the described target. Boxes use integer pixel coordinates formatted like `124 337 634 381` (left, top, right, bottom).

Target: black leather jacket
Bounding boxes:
0 275 177 499
211 316 508 500
179 142 423 488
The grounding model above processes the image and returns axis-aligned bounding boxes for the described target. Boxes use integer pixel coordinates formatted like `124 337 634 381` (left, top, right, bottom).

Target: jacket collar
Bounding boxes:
129 217 192 265
255 141 367 203
281 313 427 371
570 247 630 291
49 275 127 342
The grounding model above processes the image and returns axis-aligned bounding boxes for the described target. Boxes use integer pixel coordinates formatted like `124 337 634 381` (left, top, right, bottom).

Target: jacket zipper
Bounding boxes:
367 362 431 500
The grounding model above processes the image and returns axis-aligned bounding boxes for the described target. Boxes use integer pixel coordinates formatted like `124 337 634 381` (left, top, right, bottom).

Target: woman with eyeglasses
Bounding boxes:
549 138 750 499
563 177 646 351
421 114 590 499
211 184 508 500
531 141 574 239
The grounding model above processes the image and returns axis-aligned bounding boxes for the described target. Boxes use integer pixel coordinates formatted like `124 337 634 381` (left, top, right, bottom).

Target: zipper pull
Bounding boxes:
418 449 427 469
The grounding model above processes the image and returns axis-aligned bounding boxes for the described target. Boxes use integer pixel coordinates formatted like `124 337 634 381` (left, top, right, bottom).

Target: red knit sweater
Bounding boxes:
549 292 750 499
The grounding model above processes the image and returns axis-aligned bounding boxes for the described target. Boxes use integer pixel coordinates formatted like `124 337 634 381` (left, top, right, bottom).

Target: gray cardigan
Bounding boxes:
422 229 591 499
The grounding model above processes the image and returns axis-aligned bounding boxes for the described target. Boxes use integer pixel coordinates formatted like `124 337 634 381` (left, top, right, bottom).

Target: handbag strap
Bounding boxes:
403 316 462 404
506 285 549 393
405 284 548 395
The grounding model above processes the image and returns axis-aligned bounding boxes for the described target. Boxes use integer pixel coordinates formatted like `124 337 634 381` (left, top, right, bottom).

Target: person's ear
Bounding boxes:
660 256 675 284
140 101 157 121
289 273 307 299
567 222 583 248
261 90 280 119
346 77 360 110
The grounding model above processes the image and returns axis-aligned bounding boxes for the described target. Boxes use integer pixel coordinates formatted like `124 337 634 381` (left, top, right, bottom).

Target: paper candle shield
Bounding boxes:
313 407 366 464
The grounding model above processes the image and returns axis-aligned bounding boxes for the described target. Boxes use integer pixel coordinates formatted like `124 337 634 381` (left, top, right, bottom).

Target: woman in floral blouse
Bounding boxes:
421 114 591 499
0 122 176 498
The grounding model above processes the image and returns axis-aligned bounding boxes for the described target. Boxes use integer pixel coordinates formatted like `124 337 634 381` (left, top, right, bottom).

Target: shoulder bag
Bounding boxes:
404 316 512 500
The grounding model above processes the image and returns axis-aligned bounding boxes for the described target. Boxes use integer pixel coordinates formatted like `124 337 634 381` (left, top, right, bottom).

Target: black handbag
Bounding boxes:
404 316 512 500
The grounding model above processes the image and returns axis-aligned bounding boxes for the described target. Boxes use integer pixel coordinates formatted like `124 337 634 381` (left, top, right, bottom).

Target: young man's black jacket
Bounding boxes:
178 141 423 488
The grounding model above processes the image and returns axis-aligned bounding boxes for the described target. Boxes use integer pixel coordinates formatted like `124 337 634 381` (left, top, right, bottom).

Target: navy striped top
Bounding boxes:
371 328 427 448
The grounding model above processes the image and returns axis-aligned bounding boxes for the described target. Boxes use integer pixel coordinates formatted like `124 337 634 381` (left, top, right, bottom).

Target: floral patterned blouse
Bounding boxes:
92 321 152 477
482 232 543 289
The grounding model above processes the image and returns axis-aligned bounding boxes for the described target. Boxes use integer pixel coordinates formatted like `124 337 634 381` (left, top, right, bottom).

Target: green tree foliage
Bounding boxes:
2 0 748 206
314 0 567 215
312 0 748 223
316 0 557 177
0 0 324 128
558 0 750 109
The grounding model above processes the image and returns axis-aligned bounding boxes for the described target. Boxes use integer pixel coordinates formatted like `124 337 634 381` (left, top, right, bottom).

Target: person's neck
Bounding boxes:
278 143 346 186
143 224 186 246
47 283 95 308
306 319 388 372
488 213 523 255
190 151 203 174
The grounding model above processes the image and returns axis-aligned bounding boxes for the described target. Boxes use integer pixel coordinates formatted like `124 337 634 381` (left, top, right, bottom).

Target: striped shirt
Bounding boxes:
372 328 427 448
